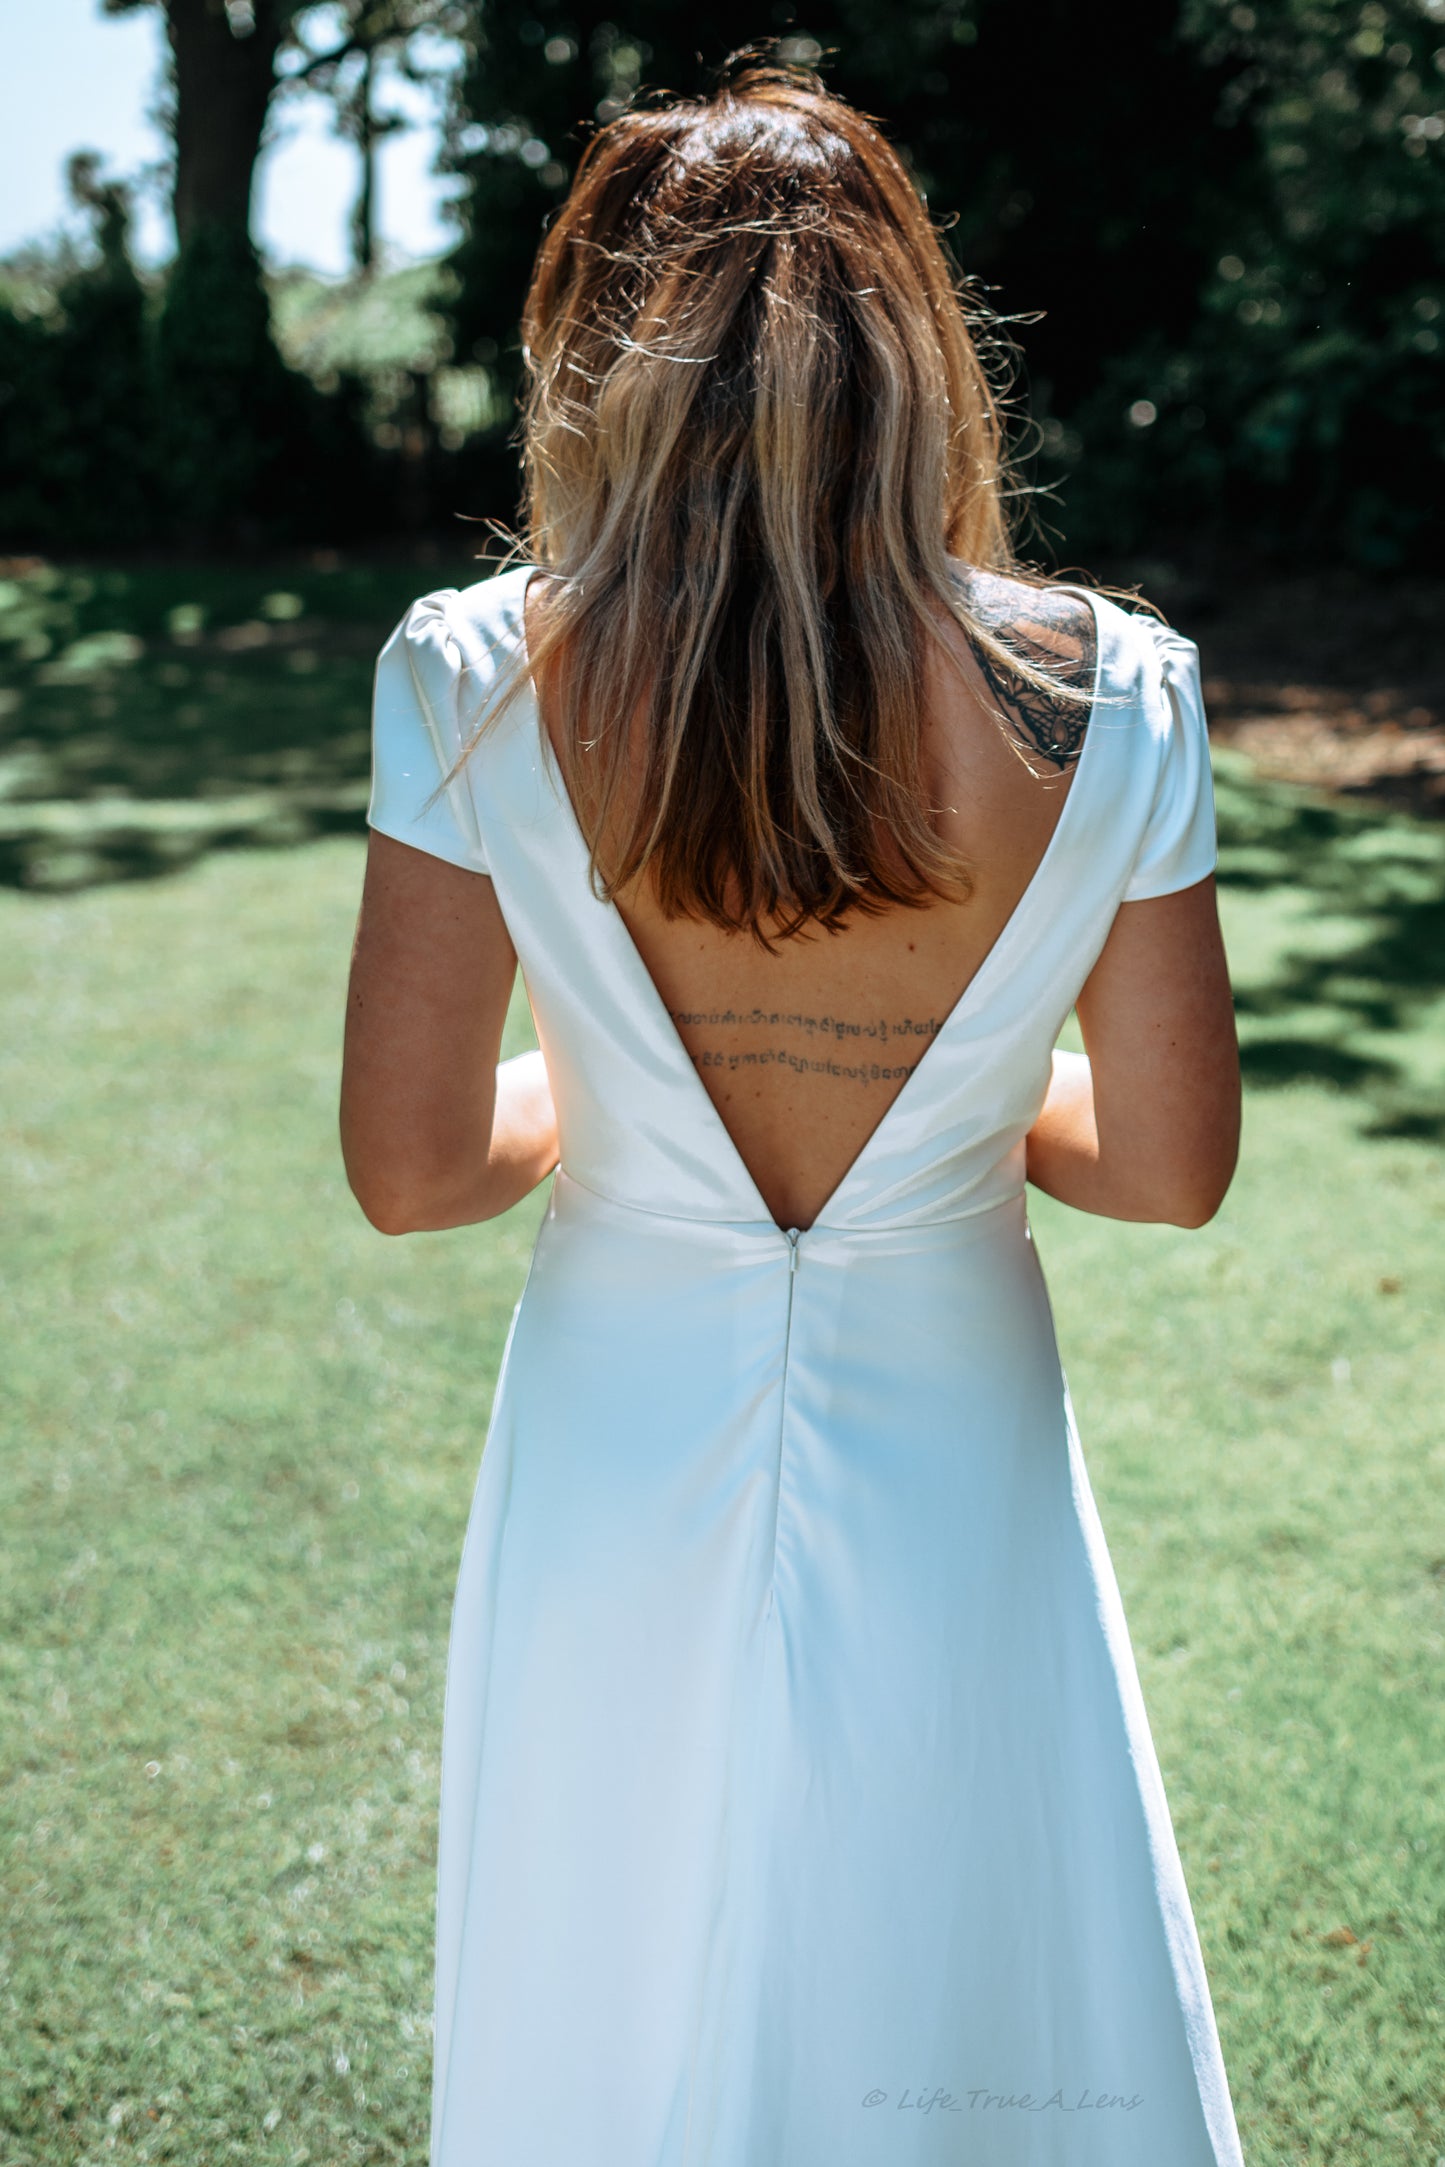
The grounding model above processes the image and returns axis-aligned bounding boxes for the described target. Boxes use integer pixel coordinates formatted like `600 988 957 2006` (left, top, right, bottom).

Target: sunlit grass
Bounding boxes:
1 780 1442 2163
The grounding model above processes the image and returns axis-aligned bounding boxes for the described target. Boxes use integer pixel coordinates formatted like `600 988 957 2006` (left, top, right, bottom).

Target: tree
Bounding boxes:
285 3 470 276
102 0 301 252
1171 0 1445 567
94 2 314 540
98 0 463 537
103 0 467 269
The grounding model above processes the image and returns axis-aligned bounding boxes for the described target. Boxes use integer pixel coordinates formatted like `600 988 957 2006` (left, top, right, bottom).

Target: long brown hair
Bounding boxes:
442 62 1101 937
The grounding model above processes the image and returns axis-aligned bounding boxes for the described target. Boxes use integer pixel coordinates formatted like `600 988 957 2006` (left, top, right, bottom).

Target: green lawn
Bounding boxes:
1 714 1442 2159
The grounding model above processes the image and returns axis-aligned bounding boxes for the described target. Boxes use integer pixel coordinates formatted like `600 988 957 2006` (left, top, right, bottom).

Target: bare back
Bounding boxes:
528 571 1099 1231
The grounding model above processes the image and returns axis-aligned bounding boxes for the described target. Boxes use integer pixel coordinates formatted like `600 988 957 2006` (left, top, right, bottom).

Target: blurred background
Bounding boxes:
2 7 1443 2166
1 0 1442 887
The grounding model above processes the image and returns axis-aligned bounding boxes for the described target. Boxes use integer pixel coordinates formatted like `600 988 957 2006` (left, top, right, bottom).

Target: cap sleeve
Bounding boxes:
1122 622 1218 902
366 589 491 873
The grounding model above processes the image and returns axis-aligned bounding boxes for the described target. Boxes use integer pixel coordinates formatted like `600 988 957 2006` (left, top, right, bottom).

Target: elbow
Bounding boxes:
348 1175 421 1236
1126 1101 1240 1230
340 1117 413 1233
1163 1192 1225 1230
365 1205 417 1238
341 1147 440 1236
340 1120 471 1234
1157 1155 1239 1229
343 1161 508 1234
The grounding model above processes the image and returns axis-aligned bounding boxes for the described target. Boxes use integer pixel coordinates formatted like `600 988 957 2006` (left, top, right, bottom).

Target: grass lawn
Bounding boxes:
1 721 1442 2159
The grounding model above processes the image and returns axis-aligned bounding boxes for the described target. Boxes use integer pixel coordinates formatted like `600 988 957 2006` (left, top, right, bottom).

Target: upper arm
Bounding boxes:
341 589 515 1232
1074 874 1240 1225
340 831 518 1233
1073 619 1237 1224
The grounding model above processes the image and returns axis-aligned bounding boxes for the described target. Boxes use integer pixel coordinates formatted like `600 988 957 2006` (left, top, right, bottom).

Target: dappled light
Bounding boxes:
0 555 464 889
1212 757 1445 1142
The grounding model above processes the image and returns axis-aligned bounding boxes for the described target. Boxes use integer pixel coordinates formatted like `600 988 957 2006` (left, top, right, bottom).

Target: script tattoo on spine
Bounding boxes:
670 1008 944 1087
964 585 1098 772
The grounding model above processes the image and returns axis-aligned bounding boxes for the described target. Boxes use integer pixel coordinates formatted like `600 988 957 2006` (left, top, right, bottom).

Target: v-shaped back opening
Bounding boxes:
514 568 1106 1233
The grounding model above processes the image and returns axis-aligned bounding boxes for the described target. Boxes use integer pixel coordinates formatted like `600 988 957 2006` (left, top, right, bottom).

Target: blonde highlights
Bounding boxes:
447 63 1099 936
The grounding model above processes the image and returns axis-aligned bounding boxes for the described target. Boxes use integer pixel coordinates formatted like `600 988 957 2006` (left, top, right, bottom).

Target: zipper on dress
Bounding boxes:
766 1228 802 1624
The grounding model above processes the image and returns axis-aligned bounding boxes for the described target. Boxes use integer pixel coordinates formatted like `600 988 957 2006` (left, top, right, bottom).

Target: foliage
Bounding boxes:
437 0 1444 569
1053 0 1445 565
156 221 379 544
104 1 468 261
274 2 472 274
270 263 457 382
0 180 387 551
158 224 298 537
269 259 505 474
0 5 488 550
0 165 157 549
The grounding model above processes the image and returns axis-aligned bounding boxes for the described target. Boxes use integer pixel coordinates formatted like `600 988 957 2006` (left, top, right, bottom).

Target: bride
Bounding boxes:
341 60 1244 2167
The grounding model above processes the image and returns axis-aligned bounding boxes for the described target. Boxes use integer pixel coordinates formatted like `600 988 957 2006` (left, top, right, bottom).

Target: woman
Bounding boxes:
341 64 1244 2167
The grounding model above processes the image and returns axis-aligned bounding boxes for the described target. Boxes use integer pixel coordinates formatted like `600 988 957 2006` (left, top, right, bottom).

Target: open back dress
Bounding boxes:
366 563 1246 2167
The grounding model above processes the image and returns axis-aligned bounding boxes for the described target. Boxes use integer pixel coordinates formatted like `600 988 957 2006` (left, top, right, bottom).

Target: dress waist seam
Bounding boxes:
550 1163 1028 1239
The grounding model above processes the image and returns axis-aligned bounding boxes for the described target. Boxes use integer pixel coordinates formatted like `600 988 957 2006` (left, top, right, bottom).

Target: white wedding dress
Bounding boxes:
366 564 1246 2167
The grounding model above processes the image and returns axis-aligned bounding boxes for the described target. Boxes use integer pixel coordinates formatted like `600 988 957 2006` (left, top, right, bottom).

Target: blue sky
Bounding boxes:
1 0 461 275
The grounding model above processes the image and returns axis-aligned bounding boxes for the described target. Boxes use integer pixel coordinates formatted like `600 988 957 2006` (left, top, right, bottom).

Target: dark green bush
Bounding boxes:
0 191 379 552
0 174 157 549
438 0 1445 572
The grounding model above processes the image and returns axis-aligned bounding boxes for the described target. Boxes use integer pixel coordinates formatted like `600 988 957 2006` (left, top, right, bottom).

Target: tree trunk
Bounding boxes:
351 47 377 276
165 0 289 249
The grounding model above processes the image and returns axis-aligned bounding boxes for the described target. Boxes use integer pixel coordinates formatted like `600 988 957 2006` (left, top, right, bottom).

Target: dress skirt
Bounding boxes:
428 1173 1242 2167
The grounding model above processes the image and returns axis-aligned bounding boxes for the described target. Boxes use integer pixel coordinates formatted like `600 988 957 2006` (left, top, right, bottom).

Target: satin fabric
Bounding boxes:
366 567 1245 2166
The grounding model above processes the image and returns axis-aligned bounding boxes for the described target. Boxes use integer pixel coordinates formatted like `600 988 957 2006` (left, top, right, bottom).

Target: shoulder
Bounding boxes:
960 566 1098 669
952 566 1099 769
1084 597 1205 762
385 562 533 674
1004 584 1207 772
377 565 534 745
449 561 534 649
955 576 1211 853
958 568 1194 697
1075 588 1196 690
367 568 538 872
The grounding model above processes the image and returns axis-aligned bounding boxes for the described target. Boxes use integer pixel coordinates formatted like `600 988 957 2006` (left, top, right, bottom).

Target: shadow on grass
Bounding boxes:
0 553 479 891
0 799 371 891
1211 755 1445 1142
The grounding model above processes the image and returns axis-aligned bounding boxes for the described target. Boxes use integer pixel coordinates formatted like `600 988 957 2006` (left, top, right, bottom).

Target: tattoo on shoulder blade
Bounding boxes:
960 575 1098 772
